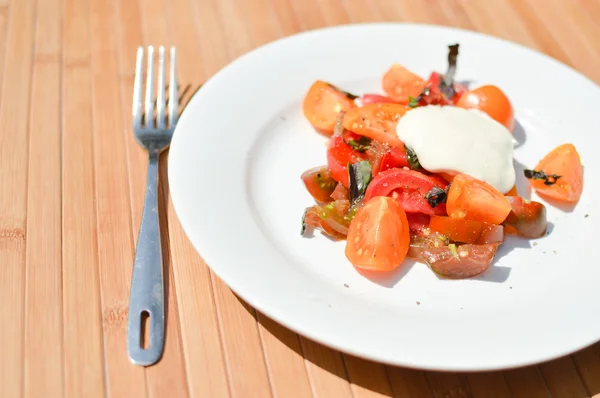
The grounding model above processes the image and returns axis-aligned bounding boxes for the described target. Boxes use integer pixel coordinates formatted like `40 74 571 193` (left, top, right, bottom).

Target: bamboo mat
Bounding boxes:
2 0 600 397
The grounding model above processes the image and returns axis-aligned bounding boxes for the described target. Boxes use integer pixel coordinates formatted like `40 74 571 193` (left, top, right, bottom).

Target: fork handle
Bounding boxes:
127 151 165 366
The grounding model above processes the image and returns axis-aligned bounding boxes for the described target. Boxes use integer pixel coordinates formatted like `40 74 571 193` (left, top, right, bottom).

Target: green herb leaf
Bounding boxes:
408 96 419 108
405 146 421 170
347 136 371 152
348 160 372 203
441 43 459 99
425 186 448 208
524 169 562 186
301 209 307 235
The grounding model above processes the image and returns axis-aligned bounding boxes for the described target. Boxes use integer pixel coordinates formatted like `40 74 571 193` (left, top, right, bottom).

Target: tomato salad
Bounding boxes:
300 44 584 279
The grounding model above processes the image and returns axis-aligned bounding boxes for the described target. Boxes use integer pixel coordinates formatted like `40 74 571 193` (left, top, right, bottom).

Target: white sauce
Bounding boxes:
396 105 515 193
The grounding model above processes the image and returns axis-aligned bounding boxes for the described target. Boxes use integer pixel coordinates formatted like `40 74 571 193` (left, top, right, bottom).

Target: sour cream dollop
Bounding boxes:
396 105 515 193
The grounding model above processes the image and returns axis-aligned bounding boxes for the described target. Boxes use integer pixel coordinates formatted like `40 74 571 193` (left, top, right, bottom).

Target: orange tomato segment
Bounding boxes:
382 64 428 104
345 196 410 271
446 174 512 225
429 216 504 244
342 103 407 147
456 85 514 131
526 143 583 204
505 185 518 196
302 80 356 135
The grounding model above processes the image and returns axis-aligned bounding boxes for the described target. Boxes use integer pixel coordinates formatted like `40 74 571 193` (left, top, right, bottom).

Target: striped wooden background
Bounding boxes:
1 0 600 397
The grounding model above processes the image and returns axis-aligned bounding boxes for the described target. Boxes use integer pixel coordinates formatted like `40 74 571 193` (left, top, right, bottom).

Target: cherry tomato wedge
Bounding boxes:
526 143 583 204
430 216 504 244
345 196 410 271
360 94 397 105
446 173 511 225
382 64 427 104
301 166 337 203
503 197 547 238
327 135 367 187
364 168 448 215
343 103 407 147
407 232 499 279
456 85 514 131
303 80 357 135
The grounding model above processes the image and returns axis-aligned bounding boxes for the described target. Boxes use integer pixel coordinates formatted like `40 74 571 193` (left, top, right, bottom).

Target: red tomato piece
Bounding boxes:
364 168 449 215
406 213 431 235
327 135 367 188
425 72 468 105
360 94 398 105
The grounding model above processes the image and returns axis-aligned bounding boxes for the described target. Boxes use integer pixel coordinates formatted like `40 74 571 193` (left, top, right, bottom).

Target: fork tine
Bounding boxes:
132 47 144 129
144 46 155 128
156 46 166 129
168 47 178 127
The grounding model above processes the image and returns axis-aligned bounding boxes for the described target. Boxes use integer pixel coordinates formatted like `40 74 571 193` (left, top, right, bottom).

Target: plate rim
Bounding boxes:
168 22 600 371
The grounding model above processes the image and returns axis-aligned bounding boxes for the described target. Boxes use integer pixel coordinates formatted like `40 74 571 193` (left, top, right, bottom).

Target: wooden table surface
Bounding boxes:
2 0 600 397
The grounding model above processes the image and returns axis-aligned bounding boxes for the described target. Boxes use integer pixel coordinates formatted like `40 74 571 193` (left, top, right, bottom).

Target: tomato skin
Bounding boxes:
303 80 357 135
327 135 367 187
301 166 337 203
447 174 512 225
366 140 410 176
382 64 427 104
422 243 499 279
504 197 547 238
528 143 583 204
343 103 407 147
456 85 514 131
345 196 410 271
430 216 504 244
360 94 397 105
364 168 448 215
406 232 499 279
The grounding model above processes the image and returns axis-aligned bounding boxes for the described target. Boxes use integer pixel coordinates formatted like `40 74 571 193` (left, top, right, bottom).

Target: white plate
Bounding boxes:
168 23 600 371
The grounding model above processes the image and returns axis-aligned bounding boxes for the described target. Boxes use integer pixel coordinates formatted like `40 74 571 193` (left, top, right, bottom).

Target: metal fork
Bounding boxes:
127 45 178 366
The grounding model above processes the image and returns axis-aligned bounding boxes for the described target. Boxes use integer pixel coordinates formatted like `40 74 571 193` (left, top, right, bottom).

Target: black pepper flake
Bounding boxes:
344 283 349 288
585 214 589 218
509 286 513 290
416 301 421 305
